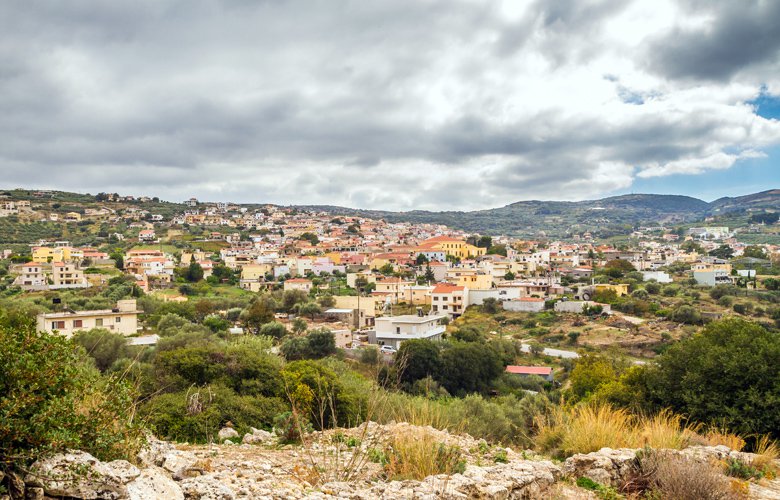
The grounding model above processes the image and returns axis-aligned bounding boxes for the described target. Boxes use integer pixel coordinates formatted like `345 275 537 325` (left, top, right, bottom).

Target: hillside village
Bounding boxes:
2 188 780 499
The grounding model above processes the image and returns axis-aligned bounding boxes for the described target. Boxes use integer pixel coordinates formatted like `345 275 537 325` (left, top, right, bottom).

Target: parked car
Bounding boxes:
379 345 397 354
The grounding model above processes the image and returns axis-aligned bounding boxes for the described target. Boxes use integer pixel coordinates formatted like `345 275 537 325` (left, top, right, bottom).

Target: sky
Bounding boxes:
1 0 780 211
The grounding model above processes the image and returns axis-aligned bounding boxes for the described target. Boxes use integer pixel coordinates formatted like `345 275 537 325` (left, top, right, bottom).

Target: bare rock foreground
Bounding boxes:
9 423 780 499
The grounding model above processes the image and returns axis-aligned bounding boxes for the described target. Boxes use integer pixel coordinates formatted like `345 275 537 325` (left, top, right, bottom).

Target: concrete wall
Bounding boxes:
554 301 611 314
503 299 545 313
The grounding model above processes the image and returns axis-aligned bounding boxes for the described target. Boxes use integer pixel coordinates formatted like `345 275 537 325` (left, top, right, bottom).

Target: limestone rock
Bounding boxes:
242 427 274 445
217 427 239 440
161 450 201 480
137 434 176 468
25 451 131 499
241 427 275 444
127 467 184 500
179 474 236 500
562 448 639 486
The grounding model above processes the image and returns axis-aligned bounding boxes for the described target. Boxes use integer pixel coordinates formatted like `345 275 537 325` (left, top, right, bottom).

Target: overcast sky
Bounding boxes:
2 0 780 210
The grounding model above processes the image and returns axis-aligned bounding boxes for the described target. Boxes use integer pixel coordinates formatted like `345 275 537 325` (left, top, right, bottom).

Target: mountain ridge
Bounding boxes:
302 190 780 237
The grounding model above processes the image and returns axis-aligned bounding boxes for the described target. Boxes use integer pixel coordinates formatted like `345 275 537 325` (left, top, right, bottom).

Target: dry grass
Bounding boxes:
383 427 465 481
375 392 455 431
650 453 739 500
704 428 746 451
752 435 779 471
637 409 699 450
536 403 704 458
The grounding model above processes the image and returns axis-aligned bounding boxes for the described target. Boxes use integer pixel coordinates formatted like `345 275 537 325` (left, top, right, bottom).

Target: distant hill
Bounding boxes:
304 191 777 237
2 187 777 239
710 189 780 213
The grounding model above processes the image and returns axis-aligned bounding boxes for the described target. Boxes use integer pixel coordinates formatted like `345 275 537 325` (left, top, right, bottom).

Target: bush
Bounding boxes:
642 318 780 440
671 305 702 325
72 328 129 372
281 328 336 360
662 285 680 297
259 321 288 339
358 346 380 365
641 452 736 500
141 385 286 443
0 321 144 466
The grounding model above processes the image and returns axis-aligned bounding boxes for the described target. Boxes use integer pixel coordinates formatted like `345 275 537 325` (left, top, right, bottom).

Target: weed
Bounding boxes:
575 476 623 500
493 449 508 464
724 458 764 480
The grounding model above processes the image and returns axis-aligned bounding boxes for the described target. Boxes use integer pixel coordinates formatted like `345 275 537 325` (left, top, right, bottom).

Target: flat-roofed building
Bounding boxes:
369 313 447 349
37 299 142 338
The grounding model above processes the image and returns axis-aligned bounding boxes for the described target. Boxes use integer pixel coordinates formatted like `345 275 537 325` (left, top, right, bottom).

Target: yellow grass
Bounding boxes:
752 435 779 471
536 403 706 458
704 428 746 452
637 409 699 450
383 428 465 480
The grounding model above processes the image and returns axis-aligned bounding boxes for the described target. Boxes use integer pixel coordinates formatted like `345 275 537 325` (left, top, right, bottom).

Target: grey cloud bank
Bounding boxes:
1 0 779 210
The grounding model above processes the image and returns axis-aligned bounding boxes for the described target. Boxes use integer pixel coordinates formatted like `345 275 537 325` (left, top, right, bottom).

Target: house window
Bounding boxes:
396 327 401 334
96 318 103 327
115 316 121 323
52 321 65 330
73 320 83 328
443 305 448 310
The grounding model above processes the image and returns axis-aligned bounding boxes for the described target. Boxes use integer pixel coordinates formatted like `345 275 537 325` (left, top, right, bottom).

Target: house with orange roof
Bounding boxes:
430 283 468 318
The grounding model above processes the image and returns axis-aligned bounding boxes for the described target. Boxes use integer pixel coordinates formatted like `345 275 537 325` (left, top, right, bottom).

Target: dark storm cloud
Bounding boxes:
643 0 780 81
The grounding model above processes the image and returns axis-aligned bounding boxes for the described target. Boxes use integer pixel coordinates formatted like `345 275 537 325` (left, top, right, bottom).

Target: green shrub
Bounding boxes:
724 457 765 480
141 385 285 443
0 321 144 466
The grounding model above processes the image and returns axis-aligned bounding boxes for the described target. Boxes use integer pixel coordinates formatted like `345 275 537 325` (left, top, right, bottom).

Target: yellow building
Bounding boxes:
418 236 486 259
445 269 493 290
32 246 74 263
241 263 273 281
333 295 380 328
594 283 630 297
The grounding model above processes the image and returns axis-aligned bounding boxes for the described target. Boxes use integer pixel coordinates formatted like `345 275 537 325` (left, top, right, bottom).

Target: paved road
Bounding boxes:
520 343 580 359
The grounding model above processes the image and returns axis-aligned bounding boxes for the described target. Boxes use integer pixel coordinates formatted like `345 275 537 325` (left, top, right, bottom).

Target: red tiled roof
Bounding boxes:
505 366 552 376
432 284 464 293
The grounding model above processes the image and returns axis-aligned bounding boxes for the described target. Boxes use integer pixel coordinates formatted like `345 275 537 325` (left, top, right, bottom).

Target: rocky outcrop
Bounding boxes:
561 447 639 486
25 451 138 499
126 467 184 500
21 450 186 500
12 428 778 500
217 427 239 441
242 427 275 445
562 445 780 490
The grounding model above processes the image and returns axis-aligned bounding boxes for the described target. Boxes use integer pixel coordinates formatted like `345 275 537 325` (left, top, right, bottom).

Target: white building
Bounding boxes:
369 313 447 349
37 299 142 338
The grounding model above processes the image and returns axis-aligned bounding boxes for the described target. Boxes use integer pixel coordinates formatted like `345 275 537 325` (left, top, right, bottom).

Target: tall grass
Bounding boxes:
536 403 702 458
638 409 699 450
383 427 466 480
704 428 746 451
752 435 779 471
